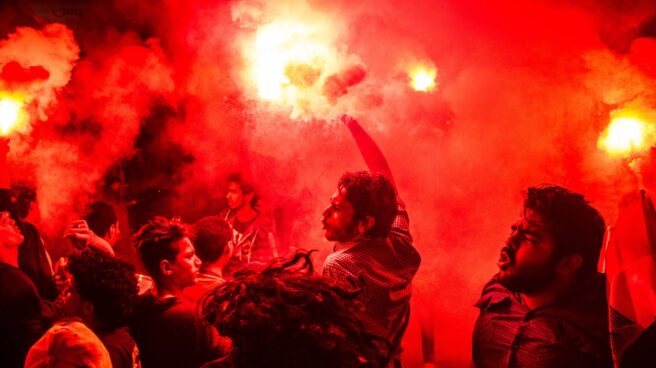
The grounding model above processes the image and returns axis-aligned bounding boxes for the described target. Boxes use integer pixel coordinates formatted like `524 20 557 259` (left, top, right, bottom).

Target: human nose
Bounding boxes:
322 206 331 218
505 232 520 251
193 256 201 268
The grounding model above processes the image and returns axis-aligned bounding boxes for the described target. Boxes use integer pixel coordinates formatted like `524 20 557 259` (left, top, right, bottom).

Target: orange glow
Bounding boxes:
240 15 361 119
0 96 25 136
409 65 437 92
598 114 654 157
250 20 332 101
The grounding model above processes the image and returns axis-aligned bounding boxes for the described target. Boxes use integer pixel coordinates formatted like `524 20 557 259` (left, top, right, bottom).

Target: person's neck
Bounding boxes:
235 205 257 222
520 277 576 310
201 263 223 278
156 283 184 300
0 248 19 267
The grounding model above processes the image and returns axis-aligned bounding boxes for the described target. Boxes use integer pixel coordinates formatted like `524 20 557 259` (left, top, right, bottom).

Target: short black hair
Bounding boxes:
84 201 117 238
201 250 389 368
524 184 605 279
67 249 138 331
338 171 397 238
192 216 232 266
132 217 190 284
227 172 254 195
11 181 36 220
227 172 258 208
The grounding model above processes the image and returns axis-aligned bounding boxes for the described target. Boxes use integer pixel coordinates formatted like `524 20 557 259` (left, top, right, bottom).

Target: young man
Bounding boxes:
472 185 612 367
0 211 44 368
1 139 57 300
130 216 228 368
321 115 421 364
63 248 139 368
183 215 233 302
63 201 119 256
222 173 277 275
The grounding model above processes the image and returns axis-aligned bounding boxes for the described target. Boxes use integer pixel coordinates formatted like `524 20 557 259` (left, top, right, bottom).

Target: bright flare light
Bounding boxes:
251 20 331 101
409 66 437 92
0 97 24 136
598 115 654 157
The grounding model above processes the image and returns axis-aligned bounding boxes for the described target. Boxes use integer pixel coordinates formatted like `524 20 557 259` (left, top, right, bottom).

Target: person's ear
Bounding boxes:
160 259 173 276
557 254 583 277
357 216 375 235
108 223 118 240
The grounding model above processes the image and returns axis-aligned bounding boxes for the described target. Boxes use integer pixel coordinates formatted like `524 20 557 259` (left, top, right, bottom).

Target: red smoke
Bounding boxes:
0 61 49 88
2 1 656 366
322 65 367 104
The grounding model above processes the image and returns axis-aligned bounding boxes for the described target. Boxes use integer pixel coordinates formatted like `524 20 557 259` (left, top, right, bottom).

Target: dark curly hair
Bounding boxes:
67 249 138 331
524 184 606 279
132 216 190 284
192 216 232 267
201 251 389 368
338 171 397 238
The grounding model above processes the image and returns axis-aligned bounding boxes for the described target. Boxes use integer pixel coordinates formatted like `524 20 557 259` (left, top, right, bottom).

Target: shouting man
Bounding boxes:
472 185 612 367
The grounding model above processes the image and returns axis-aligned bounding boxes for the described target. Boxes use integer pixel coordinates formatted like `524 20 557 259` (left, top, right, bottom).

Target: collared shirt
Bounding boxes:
322 201 421 345
472 274 612 368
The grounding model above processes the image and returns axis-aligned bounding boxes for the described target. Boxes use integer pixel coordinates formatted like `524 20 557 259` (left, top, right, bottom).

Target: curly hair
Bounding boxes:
524 184 606 279
338 171 397 238
67 249 138 331
132 216 190 284
201 250 389 368
192 216 232 267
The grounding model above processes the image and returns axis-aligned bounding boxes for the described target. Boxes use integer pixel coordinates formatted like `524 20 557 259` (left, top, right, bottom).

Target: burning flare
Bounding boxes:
241 14 365 119
251 20 332 101
0 95 25 136
598 113 655 158
408 65 437 92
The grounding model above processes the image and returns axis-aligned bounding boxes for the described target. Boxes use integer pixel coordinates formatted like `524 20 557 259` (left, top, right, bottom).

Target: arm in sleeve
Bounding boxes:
342 115 396 188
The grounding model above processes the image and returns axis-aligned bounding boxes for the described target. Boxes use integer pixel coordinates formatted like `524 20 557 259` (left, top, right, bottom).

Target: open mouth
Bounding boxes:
497 248 513 269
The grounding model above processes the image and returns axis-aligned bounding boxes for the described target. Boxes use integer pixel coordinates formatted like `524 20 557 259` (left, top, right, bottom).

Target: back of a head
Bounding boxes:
201 251 388 368
84 201 118 238
192 216 232 266
523 184 605 279
67 248 138 331
132 217 189 284
10 181 36 220
338 171 397 238
25 320 112 368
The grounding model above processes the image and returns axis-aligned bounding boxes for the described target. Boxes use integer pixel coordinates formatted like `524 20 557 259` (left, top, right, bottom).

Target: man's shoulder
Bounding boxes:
0 263 36 291
475 274 514 311
322 251 358 280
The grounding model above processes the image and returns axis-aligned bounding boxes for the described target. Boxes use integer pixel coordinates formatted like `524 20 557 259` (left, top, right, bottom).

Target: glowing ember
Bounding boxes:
0 96 24 136
598 115 654 157
409 66 437 92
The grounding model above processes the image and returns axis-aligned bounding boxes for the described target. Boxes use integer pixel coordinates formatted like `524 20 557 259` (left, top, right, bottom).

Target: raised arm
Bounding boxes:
341 115 397 189
1 138 10 189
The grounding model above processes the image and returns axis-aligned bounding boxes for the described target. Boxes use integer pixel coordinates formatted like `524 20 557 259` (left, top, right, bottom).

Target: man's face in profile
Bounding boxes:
497 208 559 293
322 187 358 242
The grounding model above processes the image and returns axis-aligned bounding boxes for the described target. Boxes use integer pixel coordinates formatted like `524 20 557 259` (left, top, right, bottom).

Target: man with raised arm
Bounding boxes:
321 115 421 366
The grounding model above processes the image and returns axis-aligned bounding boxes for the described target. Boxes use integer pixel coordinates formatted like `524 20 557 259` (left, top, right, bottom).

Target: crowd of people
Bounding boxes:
1 115 654 368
